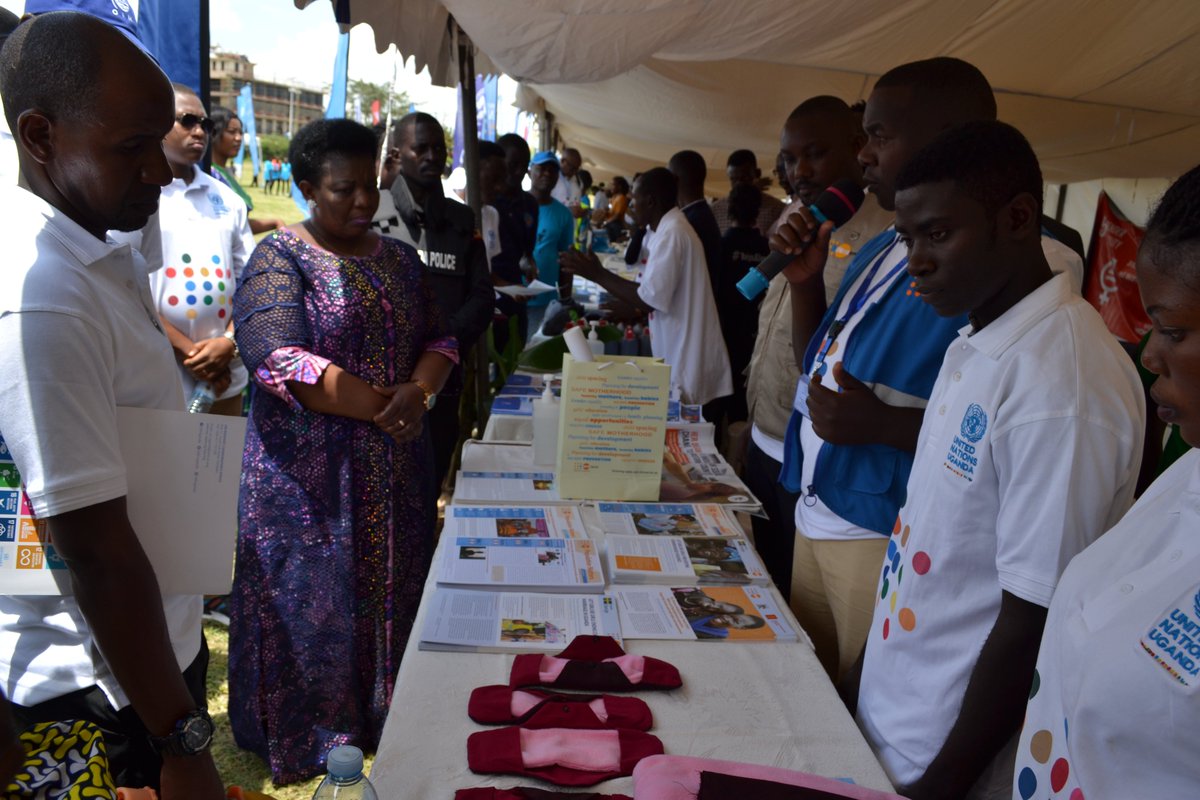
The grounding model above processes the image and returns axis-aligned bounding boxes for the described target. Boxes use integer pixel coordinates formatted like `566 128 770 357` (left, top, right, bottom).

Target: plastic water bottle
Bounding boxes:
604 324 622 355
619 325 639 356
587 323 605 357
186 383 216 414
532 383 560 467
312 746 378 800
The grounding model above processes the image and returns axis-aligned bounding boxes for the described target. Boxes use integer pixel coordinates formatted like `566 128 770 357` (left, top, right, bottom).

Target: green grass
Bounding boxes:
205 621 375 800
231 159 307 242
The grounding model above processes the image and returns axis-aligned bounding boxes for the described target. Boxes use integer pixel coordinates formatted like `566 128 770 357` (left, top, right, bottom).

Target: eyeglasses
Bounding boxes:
176 113 214 134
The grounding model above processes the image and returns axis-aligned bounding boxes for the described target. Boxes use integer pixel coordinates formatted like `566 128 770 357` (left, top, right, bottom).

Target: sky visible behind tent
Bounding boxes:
0 0 459 125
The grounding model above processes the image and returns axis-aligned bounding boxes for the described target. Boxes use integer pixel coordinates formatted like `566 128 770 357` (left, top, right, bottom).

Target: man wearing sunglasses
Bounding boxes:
115 84 254 416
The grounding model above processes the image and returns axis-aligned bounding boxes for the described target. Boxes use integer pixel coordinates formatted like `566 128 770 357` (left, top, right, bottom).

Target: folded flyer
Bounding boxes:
438 536 605 593
454 470 565 504
418 588 620 653
605 535 768 586
591 502 744 538
443 504 589 539
612 585 796 642
660 428 762 511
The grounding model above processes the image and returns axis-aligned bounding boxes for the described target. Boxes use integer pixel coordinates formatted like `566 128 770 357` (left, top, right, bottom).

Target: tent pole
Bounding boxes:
456 22 490 436
1055 183 1068 222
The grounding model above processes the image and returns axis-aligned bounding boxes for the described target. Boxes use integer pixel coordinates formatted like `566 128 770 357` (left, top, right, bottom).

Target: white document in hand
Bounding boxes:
0 407 245 595
495 280 557 298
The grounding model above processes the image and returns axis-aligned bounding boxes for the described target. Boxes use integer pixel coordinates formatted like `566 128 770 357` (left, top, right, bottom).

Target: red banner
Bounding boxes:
371 99 381 126
1082 192 1150 343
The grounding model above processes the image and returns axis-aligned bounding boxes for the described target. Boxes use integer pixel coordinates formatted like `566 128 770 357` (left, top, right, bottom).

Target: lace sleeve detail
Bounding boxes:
232 234 311 371
253 346 333 410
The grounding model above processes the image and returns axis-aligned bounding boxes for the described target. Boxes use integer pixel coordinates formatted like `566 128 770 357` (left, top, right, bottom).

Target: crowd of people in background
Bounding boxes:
0 5 1198 800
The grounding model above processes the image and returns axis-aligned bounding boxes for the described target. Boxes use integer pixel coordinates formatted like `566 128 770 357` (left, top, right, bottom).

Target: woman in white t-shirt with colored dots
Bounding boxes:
1014 163 1200 800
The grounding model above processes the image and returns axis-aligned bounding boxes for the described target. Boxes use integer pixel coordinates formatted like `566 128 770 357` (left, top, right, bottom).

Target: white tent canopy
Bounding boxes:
301 0 1200 185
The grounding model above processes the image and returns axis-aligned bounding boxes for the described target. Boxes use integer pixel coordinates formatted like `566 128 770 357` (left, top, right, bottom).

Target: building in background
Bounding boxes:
210 49 324 137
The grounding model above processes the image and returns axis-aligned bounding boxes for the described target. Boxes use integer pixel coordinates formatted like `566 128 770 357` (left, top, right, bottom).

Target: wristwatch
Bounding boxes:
222 329 239 358
149 709 214 757
414 379 437 410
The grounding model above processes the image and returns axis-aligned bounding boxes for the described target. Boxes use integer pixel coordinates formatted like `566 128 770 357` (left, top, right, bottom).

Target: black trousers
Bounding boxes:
742 438 801 602
12 635 209 790
428 392 461 495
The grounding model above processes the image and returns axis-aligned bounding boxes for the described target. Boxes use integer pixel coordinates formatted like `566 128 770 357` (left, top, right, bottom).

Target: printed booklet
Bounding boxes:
418 588 621 653
590 502 744 537
660 428 761 511
453 470 565 504
612 585 797 642
605 535 768 586
443 504 589 539
438 536 605 593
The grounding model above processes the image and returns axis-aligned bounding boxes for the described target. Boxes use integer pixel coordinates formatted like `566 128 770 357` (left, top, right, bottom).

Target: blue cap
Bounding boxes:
531 150 560 167
25 0 148 54
325 745 364 779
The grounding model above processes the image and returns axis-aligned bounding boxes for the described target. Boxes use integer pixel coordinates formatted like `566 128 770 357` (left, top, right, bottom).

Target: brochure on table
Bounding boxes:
612 585 797 642
491 371 701 425
443 504 589 538
589 502 744 538
438 536 605 593
418 588 621 653
661 427 761 511
605 535 768 586
556 354 670 502
455 438 759 512
0 407 244 595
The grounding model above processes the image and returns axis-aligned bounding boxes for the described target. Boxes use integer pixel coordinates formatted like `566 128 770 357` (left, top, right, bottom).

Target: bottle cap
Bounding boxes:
326 745 364 779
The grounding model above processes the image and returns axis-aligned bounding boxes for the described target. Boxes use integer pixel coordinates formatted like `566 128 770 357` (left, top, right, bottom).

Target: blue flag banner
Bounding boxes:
480 75 499 141
236 85 261 185
451 83 464 170
138 0 201 92
452 76 500 169
294 30 350 215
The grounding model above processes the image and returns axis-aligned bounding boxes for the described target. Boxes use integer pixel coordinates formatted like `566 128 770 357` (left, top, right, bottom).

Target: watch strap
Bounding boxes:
149 708 214 757
414 379 436 409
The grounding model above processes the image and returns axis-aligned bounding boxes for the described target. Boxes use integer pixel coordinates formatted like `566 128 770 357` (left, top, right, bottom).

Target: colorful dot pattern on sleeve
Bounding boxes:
1015 671 1084 799
876 514 932 640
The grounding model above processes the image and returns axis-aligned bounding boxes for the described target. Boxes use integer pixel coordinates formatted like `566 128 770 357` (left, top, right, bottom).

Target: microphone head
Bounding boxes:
811 179 865 228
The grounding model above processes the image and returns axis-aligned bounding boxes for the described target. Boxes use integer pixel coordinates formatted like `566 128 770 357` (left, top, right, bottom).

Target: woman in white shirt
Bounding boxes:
1014 163 1200 800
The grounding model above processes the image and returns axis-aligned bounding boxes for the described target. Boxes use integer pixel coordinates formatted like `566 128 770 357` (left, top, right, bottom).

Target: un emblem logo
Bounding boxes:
960 403 988 444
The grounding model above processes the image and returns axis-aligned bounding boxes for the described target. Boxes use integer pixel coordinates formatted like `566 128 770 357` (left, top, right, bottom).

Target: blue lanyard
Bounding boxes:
812 238 908 371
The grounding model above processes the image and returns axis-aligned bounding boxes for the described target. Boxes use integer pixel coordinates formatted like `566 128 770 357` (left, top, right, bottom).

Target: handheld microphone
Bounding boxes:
736 179 865 300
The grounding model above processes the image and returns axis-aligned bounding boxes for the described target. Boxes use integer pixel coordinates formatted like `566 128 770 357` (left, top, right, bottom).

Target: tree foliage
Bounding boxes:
349 78 411 122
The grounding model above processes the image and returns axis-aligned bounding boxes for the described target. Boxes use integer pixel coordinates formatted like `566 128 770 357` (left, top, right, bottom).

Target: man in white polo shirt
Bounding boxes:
0 12 222 796
560 167 732 408
845 121 1144 800
114 82 255 415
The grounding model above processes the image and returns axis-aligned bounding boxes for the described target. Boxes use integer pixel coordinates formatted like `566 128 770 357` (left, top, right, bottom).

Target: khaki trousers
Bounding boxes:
789 531 889 682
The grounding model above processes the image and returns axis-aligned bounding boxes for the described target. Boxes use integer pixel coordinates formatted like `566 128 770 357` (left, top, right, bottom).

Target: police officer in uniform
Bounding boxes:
378 112 493 491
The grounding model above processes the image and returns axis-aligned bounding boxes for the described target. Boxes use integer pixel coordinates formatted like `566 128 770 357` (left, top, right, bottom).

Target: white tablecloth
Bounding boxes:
369 544 894 798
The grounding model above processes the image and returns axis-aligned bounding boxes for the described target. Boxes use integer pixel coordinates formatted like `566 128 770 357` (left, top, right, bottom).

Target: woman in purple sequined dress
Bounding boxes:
229 119 457 784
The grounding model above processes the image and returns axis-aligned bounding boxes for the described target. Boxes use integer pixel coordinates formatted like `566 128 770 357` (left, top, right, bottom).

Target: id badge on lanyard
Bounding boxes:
807 240 908 386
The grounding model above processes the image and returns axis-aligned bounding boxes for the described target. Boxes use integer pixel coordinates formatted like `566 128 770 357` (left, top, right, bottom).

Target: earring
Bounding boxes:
307 199 317 212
